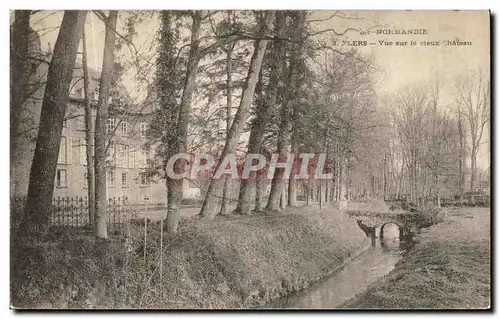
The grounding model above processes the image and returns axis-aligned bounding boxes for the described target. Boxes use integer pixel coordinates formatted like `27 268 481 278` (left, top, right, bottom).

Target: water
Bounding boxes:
265 226 409 309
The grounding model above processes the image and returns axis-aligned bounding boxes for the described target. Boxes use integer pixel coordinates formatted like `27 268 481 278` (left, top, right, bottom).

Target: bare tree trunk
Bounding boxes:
95 11 118 239
339 154 347 210
167 12 202 233
435 172 441 207
383 153 387 200
288 173 298 207
220 19 235 216
255 172 265 211
236 118 259 214
319 180 322 209
470 147 477 193
324 181 329 203
335 144 341 202
21 11 87 241
266 113 291 211
10 10 31 149
10 10 32 199
81 29 96 227
236 11 284 215
288 11 307 207
201 12 273 219
280 184 287 209
306 179 310 205
457 115 466 196
330 180 334 201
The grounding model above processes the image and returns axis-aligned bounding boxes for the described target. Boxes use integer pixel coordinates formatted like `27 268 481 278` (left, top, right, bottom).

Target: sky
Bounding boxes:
312 10 490 94
23 10 491 169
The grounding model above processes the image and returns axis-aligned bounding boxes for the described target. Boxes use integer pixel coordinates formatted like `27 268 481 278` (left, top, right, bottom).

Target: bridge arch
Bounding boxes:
379 221 403 240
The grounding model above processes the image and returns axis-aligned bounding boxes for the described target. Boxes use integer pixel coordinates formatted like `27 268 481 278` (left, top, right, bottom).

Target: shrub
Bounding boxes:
415 203 444 228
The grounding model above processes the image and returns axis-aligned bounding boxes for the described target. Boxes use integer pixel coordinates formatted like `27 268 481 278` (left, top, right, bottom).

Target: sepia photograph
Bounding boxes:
9 8 491 310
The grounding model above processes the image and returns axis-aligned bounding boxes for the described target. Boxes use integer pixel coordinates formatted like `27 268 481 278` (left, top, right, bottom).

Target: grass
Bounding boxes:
11 204 367 309
341 207 491 309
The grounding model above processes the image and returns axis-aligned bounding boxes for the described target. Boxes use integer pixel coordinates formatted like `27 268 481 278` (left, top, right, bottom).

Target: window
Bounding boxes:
107 171 115 187
121 173 129 187
83 173 88 188
106 142 116 166
91 108 97 120
107 117 115 134
120 119 127 135
140 172 150 186
31 62 37 74
79 138 87 165
141 146 150 167
58 136 67 164
56 169 68 188
129 149 136 169
119 145 129 168
139 122 148 137
143 196 150 202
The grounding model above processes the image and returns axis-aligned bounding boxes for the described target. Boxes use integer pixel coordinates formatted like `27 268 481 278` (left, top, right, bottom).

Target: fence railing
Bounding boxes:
11 196 132 235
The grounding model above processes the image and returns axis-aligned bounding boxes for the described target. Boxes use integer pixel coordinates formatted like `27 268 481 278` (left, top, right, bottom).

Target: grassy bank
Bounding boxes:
341 207 491 309
12 205 367 309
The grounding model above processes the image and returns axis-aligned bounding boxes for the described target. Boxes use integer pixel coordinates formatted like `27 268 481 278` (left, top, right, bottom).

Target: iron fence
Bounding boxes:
11 196 132 235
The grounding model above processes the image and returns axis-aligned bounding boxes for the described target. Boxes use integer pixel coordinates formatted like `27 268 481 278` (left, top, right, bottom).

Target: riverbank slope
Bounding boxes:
12 205 367 309
341 207 491 309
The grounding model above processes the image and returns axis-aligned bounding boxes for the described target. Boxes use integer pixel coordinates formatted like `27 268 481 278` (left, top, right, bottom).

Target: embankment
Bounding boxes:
341 207 491 309
12 205 367 309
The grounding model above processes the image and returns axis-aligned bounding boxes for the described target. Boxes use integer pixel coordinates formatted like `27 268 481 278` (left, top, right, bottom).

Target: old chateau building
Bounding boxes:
11 28 191 205
53 87 170 204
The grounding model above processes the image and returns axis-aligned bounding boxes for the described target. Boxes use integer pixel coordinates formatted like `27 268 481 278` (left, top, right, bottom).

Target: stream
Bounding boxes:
265 224 412 309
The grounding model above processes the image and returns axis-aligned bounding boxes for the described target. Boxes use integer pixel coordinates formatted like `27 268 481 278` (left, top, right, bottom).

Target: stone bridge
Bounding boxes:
345 209 421 242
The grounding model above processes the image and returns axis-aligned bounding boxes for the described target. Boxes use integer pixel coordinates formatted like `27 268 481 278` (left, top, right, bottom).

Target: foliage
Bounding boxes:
414 203 444 228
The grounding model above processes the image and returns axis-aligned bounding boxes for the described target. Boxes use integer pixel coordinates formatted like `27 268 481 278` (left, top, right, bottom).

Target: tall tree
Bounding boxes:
81 29 96 227
200 11 274 219
236 11 285 215
220 11 237 216
165 11 203 233
10 10 31 149
287 11 307 207
455 70 490 194
265 12 296 211
457 105 466 195
425 83 459 207
155 11 182 232
94 10 119 239
21 11 87 241
10 10 32 198
392 87 429 202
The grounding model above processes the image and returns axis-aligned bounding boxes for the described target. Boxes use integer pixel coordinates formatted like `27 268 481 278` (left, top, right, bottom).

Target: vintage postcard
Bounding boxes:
10 10 490 310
